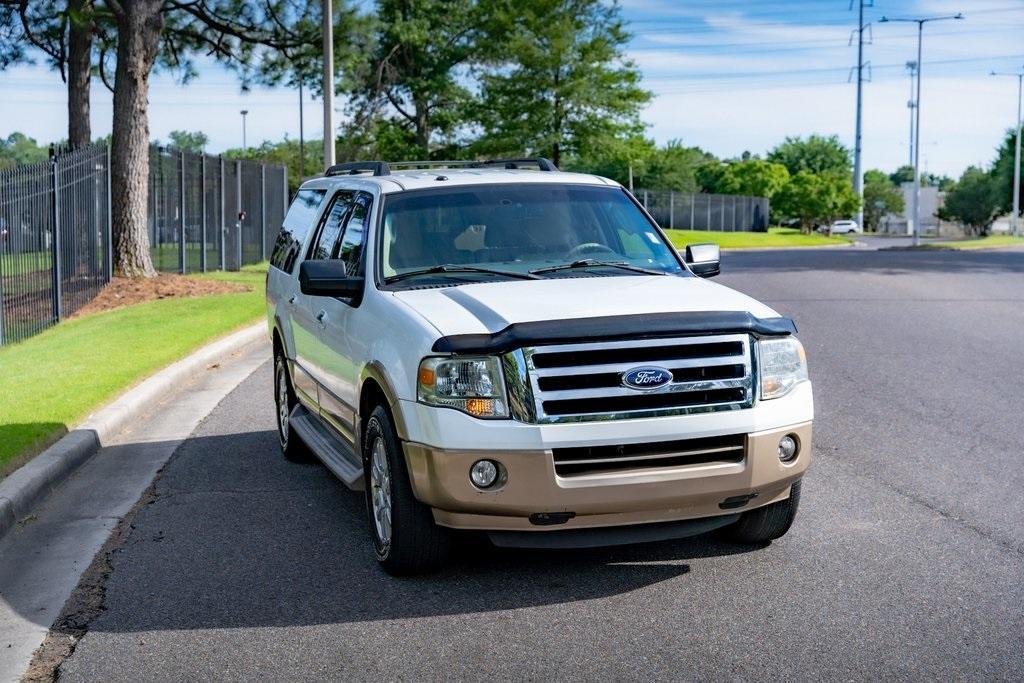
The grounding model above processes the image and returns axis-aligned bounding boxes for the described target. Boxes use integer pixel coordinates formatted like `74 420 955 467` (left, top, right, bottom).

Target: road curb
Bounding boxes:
0 322 266 540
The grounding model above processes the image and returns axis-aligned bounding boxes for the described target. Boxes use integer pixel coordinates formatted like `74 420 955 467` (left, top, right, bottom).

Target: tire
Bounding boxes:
273 349 312 462
726 480 802 544
363 404 450 575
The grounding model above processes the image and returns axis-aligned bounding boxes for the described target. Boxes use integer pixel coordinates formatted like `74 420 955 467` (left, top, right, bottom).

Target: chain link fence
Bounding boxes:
0 144 287 347
635 190 769 232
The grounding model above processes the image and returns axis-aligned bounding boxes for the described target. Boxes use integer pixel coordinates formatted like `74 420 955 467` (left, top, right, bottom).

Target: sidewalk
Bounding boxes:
0 336 269 682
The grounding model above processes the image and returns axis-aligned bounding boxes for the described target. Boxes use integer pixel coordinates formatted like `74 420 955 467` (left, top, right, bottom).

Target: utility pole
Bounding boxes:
906 61 917 167
299 81 306 179
850 0 872 232
880 12 964 246
240 109 249 152
322 0 335 170
990 69 1023 237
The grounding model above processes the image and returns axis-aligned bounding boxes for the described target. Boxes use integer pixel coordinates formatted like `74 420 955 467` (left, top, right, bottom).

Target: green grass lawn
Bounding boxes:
927 235 1024 250
0 263 267 478
1 250 52 276
665 227 852 250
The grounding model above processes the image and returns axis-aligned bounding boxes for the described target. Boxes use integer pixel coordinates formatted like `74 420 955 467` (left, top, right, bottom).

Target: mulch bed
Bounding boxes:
71 274 250 317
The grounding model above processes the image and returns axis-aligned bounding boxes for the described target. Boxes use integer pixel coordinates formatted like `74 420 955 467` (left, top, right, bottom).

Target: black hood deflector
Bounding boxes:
431 311 797 354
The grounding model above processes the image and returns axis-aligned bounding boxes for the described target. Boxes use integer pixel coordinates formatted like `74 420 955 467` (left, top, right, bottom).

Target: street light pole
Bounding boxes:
991 70 1023 237
322 0 335 170
299 81 305 179
906 61 917 167
240 109 249 152
880 13 964 246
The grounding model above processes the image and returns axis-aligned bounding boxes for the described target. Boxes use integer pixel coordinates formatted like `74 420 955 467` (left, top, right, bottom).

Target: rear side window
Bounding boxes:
270 189 326 273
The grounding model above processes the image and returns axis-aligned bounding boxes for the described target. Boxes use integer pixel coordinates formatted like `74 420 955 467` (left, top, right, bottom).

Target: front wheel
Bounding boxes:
364 405 450 575
725 480 801 544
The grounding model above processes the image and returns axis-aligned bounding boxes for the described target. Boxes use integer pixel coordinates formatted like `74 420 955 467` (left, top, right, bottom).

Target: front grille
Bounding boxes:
521 334 754 422
552 433 746 476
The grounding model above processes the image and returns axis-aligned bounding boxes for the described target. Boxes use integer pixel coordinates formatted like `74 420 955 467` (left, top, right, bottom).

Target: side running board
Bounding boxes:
290 405 364 491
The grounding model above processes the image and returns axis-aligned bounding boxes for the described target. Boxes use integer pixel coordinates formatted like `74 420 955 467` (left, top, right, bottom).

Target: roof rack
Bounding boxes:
323 157 558 177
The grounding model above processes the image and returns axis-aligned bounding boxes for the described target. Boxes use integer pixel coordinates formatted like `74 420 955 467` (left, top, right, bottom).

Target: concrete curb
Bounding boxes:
0 322 266 539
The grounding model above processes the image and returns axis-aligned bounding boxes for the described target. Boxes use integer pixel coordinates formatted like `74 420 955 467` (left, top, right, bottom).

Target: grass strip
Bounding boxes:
664 227 851 249
0 263 267 478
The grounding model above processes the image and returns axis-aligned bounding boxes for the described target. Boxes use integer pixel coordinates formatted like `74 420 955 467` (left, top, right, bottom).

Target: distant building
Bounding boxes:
880 182 962 237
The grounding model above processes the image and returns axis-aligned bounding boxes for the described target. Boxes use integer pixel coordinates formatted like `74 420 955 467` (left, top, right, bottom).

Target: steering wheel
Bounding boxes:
566 242 618 260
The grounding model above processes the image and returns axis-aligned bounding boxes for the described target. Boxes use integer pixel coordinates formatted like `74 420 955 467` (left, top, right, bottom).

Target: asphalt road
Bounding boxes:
51 248 1024 680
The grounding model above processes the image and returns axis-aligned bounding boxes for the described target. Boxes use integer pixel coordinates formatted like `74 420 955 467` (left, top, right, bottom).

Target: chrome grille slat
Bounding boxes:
537 377 749 401
532 355 748 376
516 333 754 424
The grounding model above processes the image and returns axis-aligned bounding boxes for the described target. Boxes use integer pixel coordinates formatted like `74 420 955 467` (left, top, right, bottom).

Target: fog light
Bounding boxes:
470 459 499 488
778 435 798 463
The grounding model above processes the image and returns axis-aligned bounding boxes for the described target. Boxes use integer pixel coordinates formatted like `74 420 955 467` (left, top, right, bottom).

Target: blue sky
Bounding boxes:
2 0 1023 177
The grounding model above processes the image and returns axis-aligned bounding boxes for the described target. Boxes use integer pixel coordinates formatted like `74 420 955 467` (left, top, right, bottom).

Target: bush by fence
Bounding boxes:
0 144 287 346
635 190 769 232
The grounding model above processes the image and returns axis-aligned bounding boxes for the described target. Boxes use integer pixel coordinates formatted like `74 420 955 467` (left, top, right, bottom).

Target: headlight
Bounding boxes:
417 356 509 418
758 337 808 400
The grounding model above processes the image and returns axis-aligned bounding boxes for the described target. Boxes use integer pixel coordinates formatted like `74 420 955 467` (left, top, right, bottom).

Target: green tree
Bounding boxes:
715 159 790 199
0 132 50 169
775 171 860 234
224 137 324 193
939 166 1001 236
475 0 650 168
568 138 712 192
344 0 480 159
990 128 1023 218
768 134 852 177
889 165 915 185
166 130 209 154
862 170 904 232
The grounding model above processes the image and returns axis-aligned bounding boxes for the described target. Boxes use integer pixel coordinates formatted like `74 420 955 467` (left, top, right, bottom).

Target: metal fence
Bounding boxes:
635 190 770 232
0 143 287 347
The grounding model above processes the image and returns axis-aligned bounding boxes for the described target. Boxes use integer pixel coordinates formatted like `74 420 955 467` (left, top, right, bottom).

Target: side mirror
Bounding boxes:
299 259 364 299
684 243 721 278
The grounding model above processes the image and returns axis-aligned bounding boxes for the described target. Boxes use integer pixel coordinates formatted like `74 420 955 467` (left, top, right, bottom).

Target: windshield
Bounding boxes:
379 184 685 285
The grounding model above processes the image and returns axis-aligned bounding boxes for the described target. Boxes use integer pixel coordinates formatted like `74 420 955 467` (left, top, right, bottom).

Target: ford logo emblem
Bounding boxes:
621 366 673 391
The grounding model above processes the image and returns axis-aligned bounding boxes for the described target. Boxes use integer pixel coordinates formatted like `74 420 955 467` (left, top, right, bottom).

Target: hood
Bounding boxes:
391 275 780 338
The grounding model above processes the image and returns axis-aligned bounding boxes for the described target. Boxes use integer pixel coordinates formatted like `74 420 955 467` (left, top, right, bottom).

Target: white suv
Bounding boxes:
266 158 813 575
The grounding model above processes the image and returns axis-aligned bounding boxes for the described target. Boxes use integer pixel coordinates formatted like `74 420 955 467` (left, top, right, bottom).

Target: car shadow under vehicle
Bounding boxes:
30 428 762 638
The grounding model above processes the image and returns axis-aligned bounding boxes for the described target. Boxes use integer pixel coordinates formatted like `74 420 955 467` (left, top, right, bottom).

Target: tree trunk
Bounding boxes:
413 98 430 158
110 0 163 278
551 141 560 169
67 0 93 148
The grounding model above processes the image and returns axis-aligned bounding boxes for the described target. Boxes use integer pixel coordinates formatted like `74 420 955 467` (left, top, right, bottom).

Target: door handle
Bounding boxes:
316 310 327 326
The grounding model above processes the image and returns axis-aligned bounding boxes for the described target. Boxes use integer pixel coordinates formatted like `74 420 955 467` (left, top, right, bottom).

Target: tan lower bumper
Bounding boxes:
403 422 811 532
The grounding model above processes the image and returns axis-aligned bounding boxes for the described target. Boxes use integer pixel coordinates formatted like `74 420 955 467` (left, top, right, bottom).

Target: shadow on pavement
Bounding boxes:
28 428 757 636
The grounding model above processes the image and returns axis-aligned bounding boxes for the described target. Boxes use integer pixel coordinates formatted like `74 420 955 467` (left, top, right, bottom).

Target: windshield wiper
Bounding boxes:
386 264 540 284
530 259 668 276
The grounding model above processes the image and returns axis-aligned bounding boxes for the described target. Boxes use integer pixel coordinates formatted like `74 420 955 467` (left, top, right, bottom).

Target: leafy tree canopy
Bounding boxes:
0 132 49 169
990 127 1023 217
698 159 790 199
862 169 904 232
774 170 860 234
939 166 1001 235
767 134 851 177
165 130 209 154
474 0 650 168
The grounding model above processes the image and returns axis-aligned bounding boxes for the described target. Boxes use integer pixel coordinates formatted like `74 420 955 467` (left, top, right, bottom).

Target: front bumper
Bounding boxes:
403 422 811 532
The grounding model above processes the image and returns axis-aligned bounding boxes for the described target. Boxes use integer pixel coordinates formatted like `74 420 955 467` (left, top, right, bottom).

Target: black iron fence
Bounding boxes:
635 190 770 232
0 143 287 346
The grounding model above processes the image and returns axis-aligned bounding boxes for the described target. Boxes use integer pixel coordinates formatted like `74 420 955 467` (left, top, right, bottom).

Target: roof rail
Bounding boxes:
324 161 391 177
389 158 558 172
323 157 558 177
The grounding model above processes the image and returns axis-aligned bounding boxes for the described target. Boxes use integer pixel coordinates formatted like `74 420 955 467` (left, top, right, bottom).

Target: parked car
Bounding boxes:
821 219 860 234
266 158 813 575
